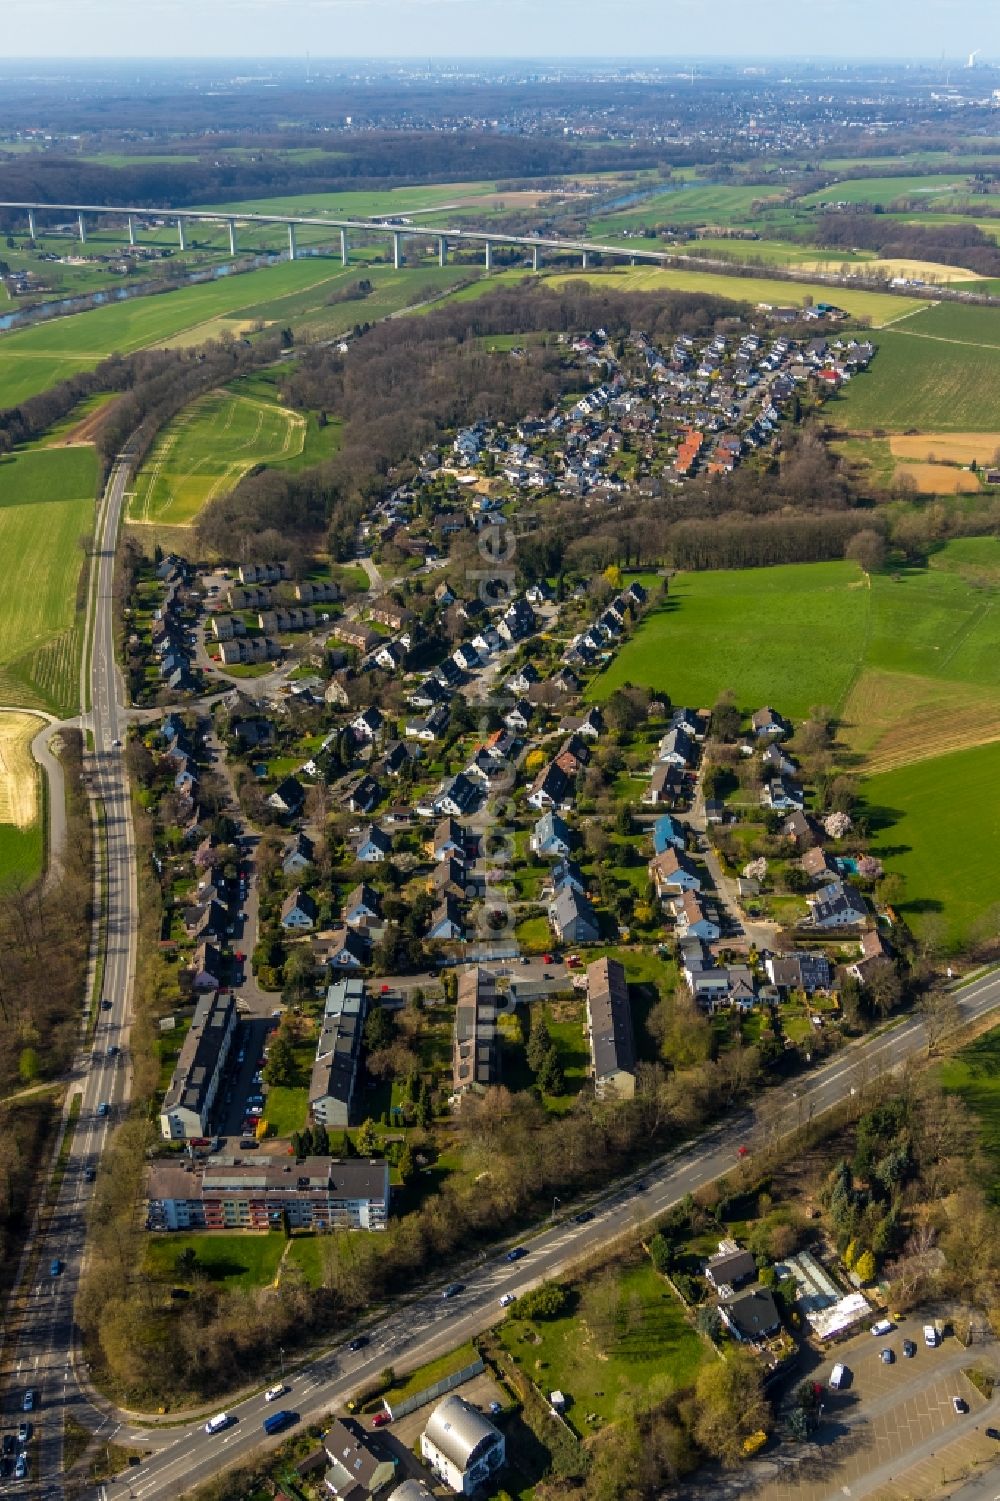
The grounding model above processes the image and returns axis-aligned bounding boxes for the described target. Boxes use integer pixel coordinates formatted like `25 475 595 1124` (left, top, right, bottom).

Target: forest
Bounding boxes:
805 210 1000 277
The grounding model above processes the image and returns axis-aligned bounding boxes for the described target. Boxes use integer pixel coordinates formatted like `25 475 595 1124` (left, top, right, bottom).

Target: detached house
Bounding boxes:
530 811 572 859
527 761 571 812
431 817 466 863
342 883 381 928
752 706 790 739
808 879 868 929
649 847 702 898
268 776 305 817
351 706 385 743
356 825 392 863
281 888 318 930
673 890 720 942
548 884 600 945
427 897 463 942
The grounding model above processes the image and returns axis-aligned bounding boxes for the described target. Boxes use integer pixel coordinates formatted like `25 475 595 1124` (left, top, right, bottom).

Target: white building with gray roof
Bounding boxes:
420 1396 505 1494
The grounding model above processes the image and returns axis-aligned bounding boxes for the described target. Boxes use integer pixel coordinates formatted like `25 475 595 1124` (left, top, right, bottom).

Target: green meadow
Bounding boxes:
129 386 309 526
797 173 976 208
864 741 1000 947
0 446 97 716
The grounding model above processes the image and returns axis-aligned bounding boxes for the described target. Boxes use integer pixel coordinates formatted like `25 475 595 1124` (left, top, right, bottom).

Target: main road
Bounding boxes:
0 455 139 1499
91 966 1000 1501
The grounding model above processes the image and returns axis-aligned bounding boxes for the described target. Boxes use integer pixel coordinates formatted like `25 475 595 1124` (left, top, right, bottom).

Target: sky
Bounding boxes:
2 0 1000 62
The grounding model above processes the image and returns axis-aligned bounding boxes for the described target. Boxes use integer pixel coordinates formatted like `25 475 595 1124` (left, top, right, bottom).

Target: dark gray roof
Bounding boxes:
162 991 236 1118
586 957 635 1081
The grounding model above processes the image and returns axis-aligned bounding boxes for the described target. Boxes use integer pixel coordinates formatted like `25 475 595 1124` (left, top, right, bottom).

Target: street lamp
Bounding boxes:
551 1195 561 1222
278 1345 285 1379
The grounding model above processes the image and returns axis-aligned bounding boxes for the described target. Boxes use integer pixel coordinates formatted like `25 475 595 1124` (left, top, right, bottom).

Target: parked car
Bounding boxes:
238 1139 259 1150
21 1391 35 1412
499 1293 516 1308
16 1424 31 1445
953 1396 968 1414
371 1411 391 1428
871 1319 894 1336
14 1454 27 1480
880 1348 894 1365
924 1324 940 1347
2 1435 16 1455
902 1339 916 1358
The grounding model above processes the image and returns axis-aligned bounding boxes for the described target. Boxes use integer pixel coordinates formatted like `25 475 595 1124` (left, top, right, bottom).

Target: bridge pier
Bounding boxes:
177 218 187 252
77 212 87 246
393 231 403 270
227 219 237 257
484 240 493 272
340 228 348 266
438 236 447 267
532 244 540 272
288 223 297 261
27 208 36 240
582 250 589 270
127 215 136 247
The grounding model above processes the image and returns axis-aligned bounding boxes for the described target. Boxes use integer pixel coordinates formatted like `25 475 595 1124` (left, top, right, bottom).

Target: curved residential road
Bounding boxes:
77 967 1000 1501
0 455 140 1500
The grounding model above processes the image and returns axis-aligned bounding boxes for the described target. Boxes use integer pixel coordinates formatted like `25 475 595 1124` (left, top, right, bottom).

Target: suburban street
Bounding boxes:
0 456 139 1499
74 964 1000 1501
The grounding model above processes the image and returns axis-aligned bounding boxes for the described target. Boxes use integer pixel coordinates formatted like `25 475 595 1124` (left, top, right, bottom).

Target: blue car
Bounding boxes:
50 1259 62 1277
97 1102 109 1118
505 1247 527 1264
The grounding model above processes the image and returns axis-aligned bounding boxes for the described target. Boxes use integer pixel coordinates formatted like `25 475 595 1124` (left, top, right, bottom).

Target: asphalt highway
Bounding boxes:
92 965 1000 1501
0 457 139 1501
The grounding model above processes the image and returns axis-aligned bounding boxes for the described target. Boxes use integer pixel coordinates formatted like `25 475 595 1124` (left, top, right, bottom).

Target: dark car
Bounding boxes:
441 1282 464 1300
880 1347 895 1365
2 1435 16 1456
238 1139 259 1150
902 1339 916 1358
83 1166 96 1182
505 1247 527 1264
101 999 112 1011
574 1210 594 1224
347 1336 368 1353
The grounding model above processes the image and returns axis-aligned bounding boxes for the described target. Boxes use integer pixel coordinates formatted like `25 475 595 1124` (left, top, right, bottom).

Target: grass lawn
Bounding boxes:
798 173 976 207
129 386 308 526
0 446 97 715
500 1260 706 1428
939 1027 1000 1201
382 1342 480 1410
264 1085 309 1137
144 1231 286 1290
0 820 43 888
587 561 868 719
864 739 1000 947
285 1234 327 1288
516 915 551 952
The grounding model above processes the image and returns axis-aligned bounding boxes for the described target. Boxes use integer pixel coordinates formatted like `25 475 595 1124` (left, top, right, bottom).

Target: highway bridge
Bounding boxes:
0 196 685 272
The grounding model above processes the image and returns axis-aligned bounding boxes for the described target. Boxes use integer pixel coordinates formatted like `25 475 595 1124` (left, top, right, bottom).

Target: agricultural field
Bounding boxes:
834 309 1000 432
0 711 44 887
0 258 356 403
797 173 976 207
890 433 1000 465
589 183 784 236
863 740 1000 947
129 387 308 526
0 445 97 716
543 265 923 327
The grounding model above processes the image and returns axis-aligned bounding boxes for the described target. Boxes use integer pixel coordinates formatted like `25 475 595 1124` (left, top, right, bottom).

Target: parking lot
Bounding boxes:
741 1317 1000 1501
214 1017 279 1142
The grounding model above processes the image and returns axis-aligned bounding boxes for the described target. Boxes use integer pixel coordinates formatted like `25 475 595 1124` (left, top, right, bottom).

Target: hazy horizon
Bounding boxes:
2 0 999 64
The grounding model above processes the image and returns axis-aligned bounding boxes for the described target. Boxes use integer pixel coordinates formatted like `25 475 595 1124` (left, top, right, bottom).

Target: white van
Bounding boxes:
924 1324 940 1347
829 1363 849 1390
871 1318 894 1336
205 1413 230 1435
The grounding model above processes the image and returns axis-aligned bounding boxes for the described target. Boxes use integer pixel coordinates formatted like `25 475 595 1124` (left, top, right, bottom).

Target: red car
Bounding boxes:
542 953 553 965
737 1145 750 1159
371 1411 391 1428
